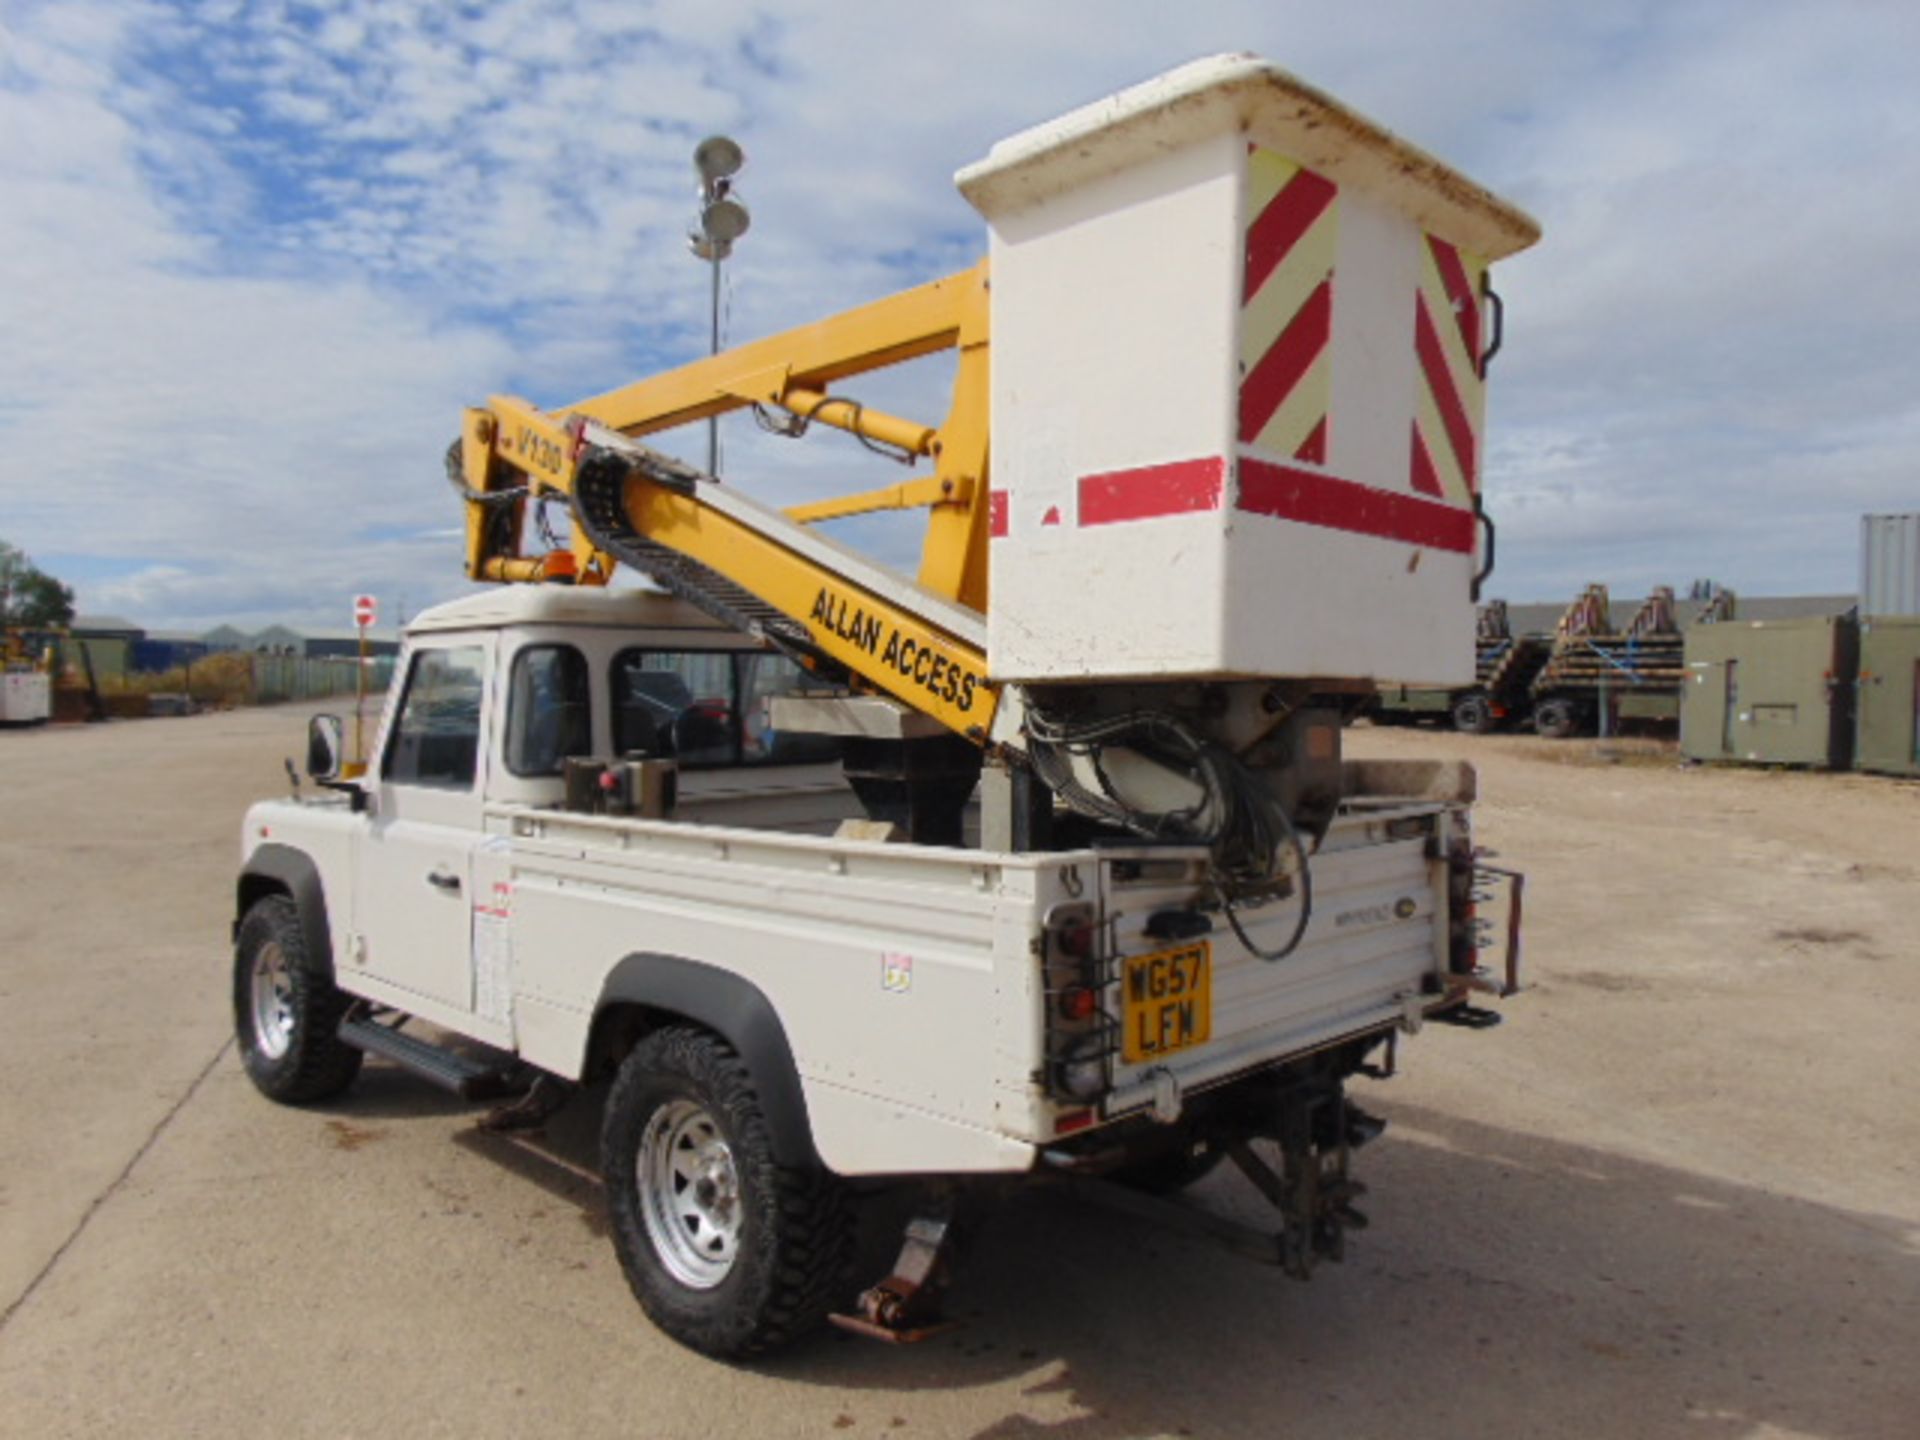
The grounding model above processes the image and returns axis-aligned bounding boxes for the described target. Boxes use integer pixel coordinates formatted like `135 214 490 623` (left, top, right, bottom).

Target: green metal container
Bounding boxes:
1681 615 1857 768
1855 617 1920 776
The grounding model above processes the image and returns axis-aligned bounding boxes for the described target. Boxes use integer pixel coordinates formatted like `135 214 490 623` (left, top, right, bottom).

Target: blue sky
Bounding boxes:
3 0 1918 631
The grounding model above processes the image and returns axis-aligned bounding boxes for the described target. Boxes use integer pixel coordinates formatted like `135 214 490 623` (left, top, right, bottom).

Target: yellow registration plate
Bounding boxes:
1121 940 1212 1064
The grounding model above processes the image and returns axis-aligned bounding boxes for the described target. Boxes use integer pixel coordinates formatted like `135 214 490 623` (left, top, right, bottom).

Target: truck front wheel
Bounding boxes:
601 1026 852 1357
232 895 363 1104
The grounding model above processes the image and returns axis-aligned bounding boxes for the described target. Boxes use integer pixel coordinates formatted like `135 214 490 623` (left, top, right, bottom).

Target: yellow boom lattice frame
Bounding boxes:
456 263 997 738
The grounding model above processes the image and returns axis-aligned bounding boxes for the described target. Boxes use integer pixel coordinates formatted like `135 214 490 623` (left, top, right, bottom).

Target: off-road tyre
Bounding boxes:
1451 693 1495 735
602 1026 853 1358
1533 697 1582 740
233 894 363 1104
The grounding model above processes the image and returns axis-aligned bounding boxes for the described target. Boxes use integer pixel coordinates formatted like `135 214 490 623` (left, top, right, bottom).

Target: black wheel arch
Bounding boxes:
236 843 335 980
590 954 819 1169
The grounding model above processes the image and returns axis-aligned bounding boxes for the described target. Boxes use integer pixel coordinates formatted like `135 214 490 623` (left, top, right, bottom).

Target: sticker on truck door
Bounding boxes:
1121 941 1212 1064
472 880 513 1027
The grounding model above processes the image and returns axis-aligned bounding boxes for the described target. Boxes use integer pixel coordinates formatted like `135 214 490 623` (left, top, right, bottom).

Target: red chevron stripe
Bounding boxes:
1428 236 1480 363
1295 416 1328 465
988 489 1008 538
1238 456 1474 553
1242 168 1336 302
1409 423 1444 497
1238 278 1331 444
1414 294 1477 487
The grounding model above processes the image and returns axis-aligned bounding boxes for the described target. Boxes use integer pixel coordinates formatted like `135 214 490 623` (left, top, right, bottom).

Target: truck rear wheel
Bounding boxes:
1451 693 1495 735
233 895 363 1104
602 1026 852 1357
1533 697 1582 740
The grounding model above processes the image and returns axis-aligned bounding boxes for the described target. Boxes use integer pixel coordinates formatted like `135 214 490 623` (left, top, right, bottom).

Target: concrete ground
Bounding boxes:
1 705 1915 1439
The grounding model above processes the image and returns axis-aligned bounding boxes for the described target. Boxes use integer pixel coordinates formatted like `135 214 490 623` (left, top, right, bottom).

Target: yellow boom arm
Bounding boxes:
453 262 999 741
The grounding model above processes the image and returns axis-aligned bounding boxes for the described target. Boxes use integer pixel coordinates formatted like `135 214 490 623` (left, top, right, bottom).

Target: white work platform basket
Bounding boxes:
958 54 1540 687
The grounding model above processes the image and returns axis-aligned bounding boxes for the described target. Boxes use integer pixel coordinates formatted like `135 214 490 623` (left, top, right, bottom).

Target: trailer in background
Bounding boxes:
1372 601 1552 733
1527 586 1689 738
1681 614 1858 770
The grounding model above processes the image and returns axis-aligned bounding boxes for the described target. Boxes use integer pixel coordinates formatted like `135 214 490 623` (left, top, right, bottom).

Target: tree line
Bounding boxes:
0 541 76 628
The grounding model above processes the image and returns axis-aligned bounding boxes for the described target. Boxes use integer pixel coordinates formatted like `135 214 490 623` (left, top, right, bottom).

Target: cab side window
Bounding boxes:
504 644 591 777
383 645 487 789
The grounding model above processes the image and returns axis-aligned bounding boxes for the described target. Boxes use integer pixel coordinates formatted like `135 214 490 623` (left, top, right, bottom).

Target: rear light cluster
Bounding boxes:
1445 835 1477 975
1057 984 1098 1022
1042 902 1114 1109
1054 920 1095 958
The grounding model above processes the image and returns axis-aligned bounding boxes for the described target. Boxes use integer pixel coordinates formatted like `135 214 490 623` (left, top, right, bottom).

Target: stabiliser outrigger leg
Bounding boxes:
1055 1066 1386 1281
830 1185 982 1343
1224 1076 1383 1279
833 1061 1387 1342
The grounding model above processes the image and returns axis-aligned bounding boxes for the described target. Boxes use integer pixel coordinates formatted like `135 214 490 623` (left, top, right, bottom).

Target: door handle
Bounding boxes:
426 869 462 893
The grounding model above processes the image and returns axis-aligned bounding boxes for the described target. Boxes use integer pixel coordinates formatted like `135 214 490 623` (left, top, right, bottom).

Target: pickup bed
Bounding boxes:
235 586 1516 1356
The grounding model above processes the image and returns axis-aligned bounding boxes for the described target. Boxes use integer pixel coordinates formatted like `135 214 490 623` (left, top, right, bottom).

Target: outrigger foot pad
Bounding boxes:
830 1214 965 1344
478 1073 573 1132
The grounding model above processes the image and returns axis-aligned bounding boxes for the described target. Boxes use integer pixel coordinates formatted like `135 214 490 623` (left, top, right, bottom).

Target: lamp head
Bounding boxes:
699 196 751 246
693 135 744 184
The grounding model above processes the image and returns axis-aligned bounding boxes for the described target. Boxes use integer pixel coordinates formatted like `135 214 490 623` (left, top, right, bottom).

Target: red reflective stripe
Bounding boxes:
1294 416 1328 465
1428 235 1480 362
1237 456 1474 553
988 489 1008 538
1237 278 1331 444
1415 294 1477 485
1409 422 1444 497
1078 457 1226 527
1242 168 1336 302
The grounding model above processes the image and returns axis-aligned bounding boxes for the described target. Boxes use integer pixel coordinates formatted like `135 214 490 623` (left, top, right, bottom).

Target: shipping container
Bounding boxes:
1855 616 1920 776
1861 513 1920 618
1681 615 1857 769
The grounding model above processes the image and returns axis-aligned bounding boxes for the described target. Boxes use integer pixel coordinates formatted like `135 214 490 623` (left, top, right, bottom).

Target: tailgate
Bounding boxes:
1096 805 1447 1116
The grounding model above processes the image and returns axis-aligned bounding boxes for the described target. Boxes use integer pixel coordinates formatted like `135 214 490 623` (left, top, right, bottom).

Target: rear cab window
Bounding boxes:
610 649 841 768
504 644 592 776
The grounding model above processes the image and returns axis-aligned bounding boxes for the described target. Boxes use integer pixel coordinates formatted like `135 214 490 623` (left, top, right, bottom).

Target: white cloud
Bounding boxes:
0 0 1916 635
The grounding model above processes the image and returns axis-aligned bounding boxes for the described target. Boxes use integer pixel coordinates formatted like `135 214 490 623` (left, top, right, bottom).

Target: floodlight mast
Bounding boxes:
690 136 749 476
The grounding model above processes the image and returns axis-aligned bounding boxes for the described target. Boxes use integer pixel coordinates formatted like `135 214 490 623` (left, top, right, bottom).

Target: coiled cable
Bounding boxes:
1026 706 1313 961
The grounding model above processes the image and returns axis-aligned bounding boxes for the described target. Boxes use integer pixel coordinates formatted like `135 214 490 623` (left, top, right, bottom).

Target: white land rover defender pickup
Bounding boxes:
233 585 1519 1357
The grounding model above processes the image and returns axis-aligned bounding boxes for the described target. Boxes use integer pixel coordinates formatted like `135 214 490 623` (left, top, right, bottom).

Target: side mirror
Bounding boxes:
306 714 345 782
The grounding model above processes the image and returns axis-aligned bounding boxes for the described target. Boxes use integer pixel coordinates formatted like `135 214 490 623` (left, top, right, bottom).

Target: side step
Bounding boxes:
337 1016 521 1100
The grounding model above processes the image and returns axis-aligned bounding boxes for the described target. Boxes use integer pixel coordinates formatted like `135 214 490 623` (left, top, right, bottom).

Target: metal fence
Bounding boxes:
248 655 396 704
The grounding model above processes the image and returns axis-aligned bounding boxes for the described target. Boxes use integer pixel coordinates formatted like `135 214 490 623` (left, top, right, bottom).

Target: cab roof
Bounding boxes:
406 584 759 644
